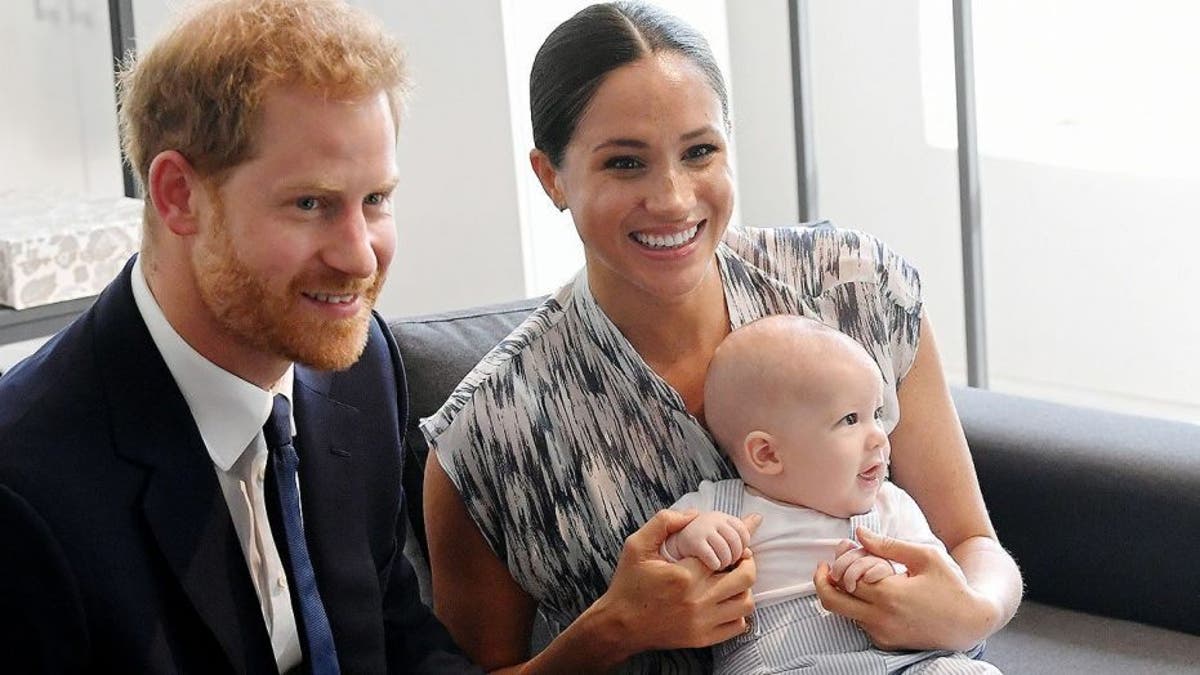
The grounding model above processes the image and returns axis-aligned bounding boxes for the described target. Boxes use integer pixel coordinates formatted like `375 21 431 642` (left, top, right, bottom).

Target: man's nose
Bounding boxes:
323 206 378 279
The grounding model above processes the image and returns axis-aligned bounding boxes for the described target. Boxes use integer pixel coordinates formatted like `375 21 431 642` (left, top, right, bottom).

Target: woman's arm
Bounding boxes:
815 311 1022 651
424 452 757 673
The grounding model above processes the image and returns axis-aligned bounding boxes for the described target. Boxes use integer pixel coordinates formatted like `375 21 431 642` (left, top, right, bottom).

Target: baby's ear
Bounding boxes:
744 431 783 475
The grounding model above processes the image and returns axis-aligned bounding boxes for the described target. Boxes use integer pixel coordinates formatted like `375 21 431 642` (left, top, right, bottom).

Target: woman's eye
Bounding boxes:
605 156 644 170
684 144 718 161
296 197 321 211
843 412 860 426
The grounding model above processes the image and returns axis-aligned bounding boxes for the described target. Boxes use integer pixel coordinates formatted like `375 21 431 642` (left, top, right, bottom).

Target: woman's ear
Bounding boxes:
743 430 783 476
146 150 203 236
529 149 567 211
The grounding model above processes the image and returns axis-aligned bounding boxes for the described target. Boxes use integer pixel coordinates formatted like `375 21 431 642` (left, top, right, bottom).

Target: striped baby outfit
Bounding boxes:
689 479 1000 674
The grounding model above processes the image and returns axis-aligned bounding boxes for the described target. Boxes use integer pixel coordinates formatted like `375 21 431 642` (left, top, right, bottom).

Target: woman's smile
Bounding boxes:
630 220 705 250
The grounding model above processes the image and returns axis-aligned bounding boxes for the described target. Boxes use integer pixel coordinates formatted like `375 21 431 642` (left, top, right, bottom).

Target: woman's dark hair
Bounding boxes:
530 1 730 167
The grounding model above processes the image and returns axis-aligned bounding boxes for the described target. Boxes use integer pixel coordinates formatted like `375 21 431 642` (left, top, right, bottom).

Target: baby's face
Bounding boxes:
768 358 891 518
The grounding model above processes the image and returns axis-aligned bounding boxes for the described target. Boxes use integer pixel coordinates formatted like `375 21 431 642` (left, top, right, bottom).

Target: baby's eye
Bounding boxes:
842 412 860 426
295 196 321 211
874 406 885 421
605 156 644 171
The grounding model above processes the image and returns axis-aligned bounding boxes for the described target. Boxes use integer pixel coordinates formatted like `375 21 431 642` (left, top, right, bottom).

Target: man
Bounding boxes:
0 1 478 672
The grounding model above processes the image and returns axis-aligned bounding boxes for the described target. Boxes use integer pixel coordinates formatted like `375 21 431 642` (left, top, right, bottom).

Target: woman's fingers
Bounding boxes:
862 560 895 585
856 527 934 573
628 508 699 556
711 552 757 603
814 561 874 619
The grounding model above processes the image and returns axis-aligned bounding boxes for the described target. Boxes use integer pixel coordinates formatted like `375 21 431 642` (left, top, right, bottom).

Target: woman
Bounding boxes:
423 3 1021 671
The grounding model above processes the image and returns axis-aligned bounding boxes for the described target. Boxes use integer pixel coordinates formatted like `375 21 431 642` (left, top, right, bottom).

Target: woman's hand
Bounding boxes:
814 527 1000 652
590 509 758 656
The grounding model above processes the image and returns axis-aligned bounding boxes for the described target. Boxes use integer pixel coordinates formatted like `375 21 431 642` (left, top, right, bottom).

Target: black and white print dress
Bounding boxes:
421 223 924 673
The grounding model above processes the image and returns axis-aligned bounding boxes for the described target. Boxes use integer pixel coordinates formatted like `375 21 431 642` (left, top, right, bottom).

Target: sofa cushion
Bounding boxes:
986 601 1200 673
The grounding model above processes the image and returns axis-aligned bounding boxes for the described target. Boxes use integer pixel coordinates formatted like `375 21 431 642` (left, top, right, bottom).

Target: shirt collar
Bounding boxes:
131 257 295 471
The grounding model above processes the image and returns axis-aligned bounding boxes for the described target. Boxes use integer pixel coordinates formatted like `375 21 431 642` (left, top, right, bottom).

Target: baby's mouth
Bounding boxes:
857 461 887 483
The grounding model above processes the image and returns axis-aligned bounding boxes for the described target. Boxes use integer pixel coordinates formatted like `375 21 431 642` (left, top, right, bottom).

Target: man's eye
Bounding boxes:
684 144 718 160
296 197 321 211
364 193 387 206
605 156 643 170
843 413 859 425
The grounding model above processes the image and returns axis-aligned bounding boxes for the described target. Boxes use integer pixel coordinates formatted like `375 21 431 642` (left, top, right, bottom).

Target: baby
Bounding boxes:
663 315 999 674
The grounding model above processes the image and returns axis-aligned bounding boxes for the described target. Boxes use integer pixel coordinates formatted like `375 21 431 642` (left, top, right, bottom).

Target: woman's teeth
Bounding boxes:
632 223 700 249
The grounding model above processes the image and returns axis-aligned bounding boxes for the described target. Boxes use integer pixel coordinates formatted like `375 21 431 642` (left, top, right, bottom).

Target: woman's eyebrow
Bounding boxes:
592 126 717 153
679 125 717 142
592 138 648 152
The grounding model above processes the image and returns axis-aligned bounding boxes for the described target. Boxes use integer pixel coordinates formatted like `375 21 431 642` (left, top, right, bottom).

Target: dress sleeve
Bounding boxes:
809 225 924 385
729 224 924 386
864 230 924 386
422 390 511 562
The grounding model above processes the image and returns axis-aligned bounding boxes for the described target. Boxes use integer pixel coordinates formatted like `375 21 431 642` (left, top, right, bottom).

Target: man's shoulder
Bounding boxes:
319 312 404 413
0 317 102 449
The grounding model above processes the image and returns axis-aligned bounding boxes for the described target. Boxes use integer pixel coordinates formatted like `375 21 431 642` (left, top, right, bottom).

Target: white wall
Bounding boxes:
1 1 122 197
355 0 528 317
724 0 799 228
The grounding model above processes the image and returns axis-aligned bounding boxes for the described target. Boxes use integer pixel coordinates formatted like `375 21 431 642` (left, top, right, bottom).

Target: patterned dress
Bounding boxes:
421 223 923 672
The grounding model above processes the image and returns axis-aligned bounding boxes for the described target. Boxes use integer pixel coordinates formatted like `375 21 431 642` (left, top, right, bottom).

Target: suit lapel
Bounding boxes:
292 365 358 552
96 260 275 674
292 365 370 654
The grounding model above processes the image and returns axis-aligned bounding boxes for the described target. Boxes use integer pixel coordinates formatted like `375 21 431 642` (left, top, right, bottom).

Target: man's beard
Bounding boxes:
192 204 384 372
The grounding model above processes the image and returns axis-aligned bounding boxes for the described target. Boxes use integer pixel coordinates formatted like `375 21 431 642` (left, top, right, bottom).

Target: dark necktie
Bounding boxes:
263 394 341 675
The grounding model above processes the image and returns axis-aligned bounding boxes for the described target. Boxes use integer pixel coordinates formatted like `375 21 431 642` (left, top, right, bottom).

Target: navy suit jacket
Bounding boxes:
0 260 477 674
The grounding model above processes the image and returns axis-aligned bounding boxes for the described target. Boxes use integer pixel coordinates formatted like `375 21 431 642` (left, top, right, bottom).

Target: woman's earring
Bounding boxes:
555 201 567 212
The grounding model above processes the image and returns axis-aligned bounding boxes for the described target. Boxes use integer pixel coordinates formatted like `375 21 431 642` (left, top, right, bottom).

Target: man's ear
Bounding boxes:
743 430 783 476
146 150 204 237
529 148 566 210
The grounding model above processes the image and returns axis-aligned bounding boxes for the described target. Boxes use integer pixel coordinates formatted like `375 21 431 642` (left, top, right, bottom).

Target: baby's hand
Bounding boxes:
829 538 897 594
662 511 757 571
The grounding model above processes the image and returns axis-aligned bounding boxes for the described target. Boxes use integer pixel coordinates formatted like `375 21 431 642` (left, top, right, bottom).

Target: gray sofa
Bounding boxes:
389 298 1200 673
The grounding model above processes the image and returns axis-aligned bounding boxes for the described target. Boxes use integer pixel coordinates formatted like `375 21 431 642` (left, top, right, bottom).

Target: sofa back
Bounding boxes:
388 297 546 556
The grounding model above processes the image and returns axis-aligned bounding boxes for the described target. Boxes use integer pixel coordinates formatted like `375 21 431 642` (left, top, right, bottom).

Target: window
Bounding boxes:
810 0 1199 421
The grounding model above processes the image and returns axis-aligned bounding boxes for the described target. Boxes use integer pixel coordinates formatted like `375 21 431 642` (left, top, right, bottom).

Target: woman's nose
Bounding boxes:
643 166 695 220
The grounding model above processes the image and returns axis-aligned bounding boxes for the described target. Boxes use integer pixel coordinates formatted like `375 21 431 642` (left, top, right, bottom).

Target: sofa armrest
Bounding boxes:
953 386 1200 635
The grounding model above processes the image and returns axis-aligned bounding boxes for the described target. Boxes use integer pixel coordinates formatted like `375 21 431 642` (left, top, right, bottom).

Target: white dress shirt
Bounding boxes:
132 258 302 672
